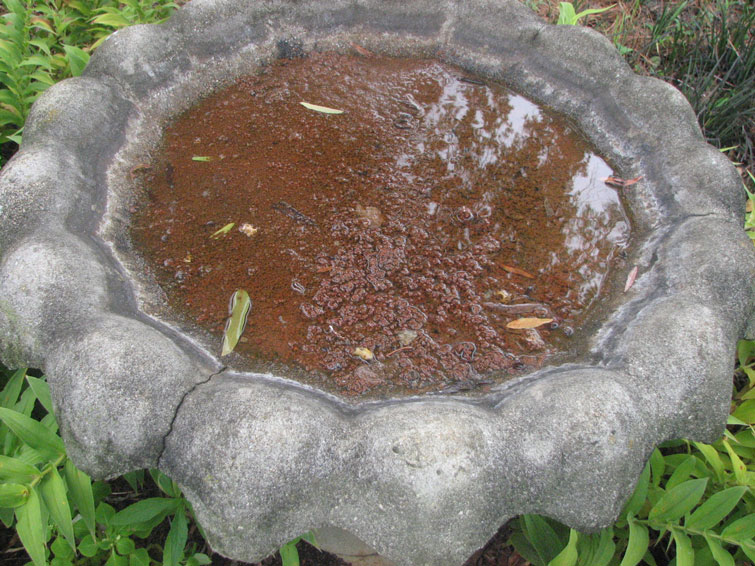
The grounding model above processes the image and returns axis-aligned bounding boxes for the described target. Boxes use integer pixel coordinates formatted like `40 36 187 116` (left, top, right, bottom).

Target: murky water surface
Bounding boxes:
130 52 630 397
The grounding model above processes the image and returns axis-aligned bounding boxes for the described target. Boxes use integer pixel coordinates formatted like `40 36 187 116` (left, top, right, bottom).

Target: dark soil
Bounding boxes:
130 52 629 398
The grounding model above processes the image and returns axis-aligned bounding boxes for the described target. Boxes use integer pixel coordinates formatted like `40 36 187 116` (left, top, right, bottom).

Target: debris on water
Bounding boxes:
500 264 535 279
604 175 643 188
355 204 385 228
210 222 235 239
272 200 317 226
239 223 258 237
506 317 554 329
353 347 374 361
221 289 252 356
397 329 418 346
624 265 639 292
300 101 344 114
291 280 306 294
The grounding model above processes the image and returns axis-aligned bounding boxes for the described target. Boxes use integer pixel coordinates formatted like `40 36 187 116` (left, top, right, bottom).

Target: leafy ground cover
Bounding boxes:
0 0 753 565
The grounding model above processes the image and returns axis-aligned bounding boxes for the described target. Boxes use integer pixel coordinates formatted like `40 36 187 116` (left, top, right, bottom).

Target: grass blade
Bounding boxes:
40 466 75 551
0 407 66 460
300 101 344 114
64 459 96 540
15 488 46 566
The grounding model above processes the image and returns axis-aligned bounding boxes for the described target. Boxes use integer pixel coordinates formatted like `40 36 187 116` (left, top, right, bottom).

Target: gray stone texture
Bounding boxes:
1 0 753 564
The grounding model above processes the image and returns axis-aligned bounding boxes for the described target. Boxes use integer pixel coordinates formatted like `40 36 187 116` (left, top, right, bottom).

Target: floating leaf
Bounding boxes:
604 175 643 188
353 347 374 361
350 42 373 57
191 156 212 162
210 222 235 239
300 101 344 115
624 266 639 292
507 317 553 329
501 264 535 278
221 289 252 356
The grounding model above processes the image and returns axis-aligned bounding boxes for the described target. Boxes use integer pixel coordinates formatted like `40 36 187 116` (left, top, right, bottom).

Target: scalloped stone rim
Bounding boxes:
0 1 753 565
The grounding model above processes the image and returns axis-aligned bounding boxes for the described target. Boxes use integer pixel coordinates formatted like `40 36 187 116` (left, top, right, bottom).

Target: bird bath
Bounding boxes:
0 0 753 565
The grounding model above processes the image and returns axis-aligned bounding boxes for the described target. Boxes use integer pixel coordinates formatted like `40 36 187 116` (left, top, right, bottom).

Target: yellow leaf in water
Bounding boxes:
506 317 553 329
300 101 344 115
353 347 374 361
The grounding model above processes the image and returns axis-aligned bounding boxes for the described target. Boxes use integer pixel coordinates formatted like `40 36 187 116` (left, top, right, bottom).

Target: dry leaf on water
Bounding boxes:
300 101 344 115
350 42 373 57
506 317 553 329
501 264 535 279
603 175 643 188
353 347 374 361
624 266 639 292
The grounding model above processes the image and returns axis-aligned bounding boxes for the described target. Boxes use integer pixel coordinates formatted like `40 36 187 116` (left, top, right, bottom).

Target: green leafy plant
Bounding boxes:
509 339 755 566
0 367 211 566
279 531 319 566
556 2 614 26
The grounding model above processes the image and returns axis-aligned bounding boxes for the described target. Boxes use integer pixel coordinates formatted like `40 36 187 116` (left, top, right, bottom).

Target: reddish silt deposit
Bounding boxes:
130 52 630 398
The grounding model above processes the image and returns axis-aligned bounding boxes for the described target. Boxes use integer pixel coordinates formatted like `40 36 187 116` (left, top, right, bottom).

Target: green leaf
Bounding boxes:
721 439 747 485
130 548 151 566
0 406 66 460
1 368 26 407
737 339 755 368
671 526 694 566
15 488 47 566
623 461 650 517
732 400 755 424
106 550 128 566
115 536 135 555
51 536 75 560
0 455 40 483
686 486 748 530
587 528 615 566
63 459 96 539
62 44 89 77
91 12 131 28
648 478 708 524
649 448 665 487
720 513 755 542
78 534 98 557
557 2 578 24
510 531 544 566
191 156 212 162
279 541 300 566
549 529 578 566
221 289 251 356
523 515 564 565
300 101 344 114
25 376 54 416
111 498 178 527
300 530 318 549
694 442 725 483
0 482 29 507
666 455 697 490
210 222 235 239
619 515 649 566
704 535 735 566
40 466 75 551
186 553 211 565
163 507 187 566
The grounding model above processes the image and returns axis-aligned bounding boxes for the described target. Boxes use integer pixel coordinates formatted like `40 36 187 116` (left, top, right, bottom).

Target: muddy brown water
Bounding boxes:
130 52 630 398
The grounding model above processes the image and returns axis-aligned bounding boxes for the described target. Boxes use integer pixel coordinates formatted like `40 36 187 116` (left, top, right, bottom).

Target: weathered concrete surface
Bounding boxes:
1 0 753 565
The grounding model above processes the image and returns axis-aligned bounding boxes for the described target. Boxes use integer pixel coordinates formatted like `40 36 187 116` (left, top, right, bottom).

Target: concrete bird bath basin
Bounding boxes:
1 0 754 565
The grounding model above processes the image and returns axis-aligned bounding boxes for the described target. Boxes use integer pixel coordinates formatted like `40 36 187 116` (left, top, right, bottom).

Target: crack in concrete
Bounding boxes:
157 366 227 468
